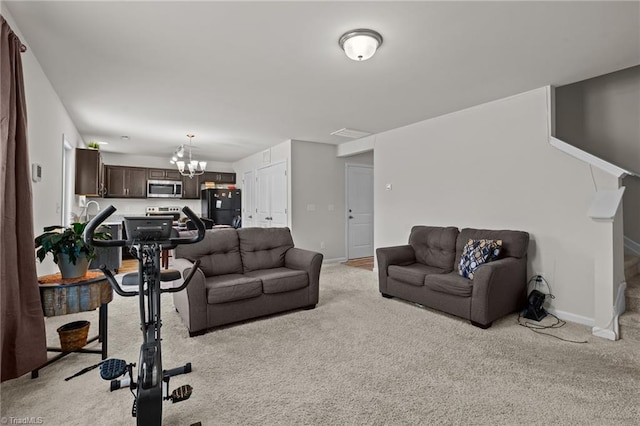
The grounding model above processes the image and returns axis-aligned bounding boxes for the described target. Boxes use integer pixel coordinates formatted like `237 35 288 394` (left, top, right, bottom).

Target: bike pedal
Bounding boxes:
100 359 127 380
171 385 193 403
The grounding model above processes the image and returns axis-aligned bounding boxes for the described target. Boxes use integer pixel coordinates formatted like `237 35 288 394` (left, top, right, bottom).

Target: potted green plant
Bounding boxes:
35 222 111 279
87 141 100 150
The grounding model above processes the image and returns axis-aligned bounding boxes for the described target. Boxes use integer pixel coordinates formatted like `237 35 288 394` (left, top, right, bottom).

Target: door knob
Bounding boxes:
349 215 354 219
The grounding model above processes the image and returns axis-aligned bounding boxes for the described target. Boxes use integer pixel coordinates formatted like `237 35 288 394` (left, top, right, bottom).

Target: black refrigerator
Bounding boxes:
201 188 241 226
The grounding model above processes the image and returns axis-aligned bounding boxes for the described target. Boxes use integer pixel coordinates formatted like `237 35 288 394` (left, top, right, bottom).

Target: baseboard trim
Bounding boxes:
625 236 640 256
592 327 617 341
554 281 626 341
545 308 594 327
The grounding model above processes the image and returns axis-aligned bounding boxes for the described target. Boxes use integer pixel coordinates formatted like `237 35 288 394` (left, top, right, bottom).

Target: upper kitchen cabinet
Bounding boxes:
148 168 181 180
105 166 147 198
202 171 236 184
181 175 201 199
75 148 104 196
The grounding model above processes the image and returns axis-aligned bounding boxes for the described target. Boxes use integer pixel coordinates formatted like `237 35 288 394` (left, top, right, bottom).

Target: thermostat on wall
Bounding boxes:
32 163 42 182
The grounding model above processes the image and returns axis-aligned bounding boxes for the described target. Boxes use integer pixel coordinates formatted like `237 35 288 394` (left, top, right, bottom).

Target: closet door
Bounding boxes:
255 161 288 228
242 170 256 228
256 166 272 227
268 161 287 227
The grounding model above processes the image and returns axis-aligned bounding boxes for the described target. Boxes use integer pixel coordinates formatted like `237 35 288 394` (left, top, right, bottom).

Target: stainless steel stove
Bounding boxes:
145 206 181 221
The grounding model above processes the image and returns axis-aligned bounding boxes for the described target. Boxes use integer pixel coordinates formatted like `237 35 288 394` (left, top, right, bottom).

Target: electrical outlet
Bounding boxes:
320 241 325 249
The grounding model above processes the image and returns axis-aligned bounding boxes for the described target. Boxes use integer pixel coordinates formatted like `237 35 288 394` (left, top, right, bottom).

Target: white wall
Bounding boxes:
233 139 373 259
4 10 85 276
291 141 373 259
555 66 640 243
374 87 605 322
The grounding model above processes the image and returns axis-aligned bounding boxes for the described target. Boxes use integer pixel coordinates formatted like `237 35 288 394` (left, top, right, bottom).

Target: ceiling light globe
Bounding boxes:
339 29 383 61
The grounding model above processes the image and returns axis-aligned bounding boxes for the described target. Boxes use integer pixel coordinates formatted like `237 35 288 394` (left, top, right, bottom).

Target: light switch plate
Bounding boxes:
31 163 42 182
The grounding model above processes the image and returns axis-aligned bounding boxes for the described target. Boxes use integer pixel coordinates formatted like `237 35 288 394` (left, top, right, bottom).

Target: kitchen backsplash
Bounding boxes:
85 197 201 218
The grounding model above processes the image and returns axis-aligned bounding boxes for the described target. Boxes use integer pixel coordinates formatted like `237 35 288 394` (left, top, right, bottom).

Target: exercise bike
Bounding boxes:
84 205 205 425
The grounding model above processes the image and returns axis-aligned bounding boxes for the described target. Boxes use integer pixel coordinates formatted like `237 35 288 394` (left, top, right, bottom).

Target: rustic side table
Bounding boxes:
32 270 113 378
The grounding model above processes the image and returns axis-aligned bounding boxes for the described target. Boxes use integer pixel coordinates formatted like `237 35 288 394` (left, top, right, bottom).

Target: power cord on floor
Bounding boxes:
517 310 588 344
519 274 587 344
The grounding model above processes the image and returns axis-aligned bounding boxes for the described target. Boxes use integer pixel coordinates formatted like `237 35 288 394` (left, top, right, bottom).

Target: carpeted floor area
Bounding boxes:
2 264 639 425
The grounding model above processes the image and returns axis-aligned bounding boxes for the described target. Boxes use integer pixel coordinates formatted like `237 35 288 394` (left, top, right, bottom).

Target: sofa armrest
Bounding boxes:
170 257 208 334
470 257 527 325
285 247 323 306
376 245 416 294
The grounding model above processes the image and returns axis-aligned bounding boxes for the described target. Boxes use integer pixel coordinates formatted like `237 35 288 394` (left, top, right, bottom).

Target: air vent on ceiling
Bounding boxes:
330 128 372 139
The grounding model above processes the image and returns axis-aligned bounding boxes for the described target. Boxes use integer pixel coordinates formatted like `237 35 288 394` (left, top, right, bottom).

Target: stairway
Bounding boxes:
619 255 640 341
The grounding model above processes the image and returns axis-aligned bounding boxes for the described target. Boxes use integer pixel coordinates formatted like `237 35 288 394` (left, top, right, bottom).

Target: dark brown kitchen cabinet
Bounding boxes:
148 168 181 180
202 171 236 184
75 148 104 196
105 166 147 198
181 175 201 199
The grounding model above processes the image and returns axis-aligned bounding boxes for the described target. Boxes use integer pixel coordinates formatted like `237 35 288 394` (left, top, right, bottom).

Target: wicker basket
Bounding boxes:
57 320 90 352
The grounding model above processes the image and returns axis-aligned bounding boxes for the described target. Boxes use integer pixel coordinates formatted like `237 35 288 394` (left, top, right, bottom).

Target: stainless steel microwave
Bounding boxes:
147 180 182 198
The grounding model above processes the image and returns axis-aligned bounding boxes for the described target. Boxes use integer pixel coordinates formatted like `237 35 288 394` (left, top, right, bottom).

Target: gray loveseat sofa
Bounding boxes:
171 227 323 336
377 226 529 328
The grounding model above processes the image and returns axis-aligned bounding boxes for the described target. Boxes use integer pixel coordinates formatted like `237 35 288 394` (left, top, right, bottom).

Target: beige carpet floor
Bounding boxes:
2 264 639 425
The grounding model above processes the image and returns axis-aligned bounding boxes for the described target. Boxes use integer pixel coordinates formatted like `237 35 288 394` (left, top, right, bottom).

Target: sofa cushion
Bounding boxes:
458 239 502 279
246 268 308 294
455 228 529 267
425 272 473 297
175 229 243 277
388 263 447 286
238 227 294 272
409 226 459 271
205 274 262 304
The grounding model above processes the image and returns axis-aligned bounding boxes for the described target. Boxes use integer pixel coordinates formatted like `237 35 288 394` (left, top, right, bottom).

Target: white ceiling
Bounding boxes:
5 1 639 163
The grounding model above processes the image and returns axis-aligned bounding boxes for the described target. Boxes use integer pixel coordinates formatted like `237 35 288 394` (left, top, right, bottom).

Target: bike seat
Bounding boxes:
161 269 181 282
122 270 182 286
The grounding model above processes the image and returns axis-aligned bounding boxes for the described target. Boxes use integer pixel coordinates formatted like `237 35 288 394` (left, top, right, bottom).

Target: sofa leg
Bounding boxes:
471 321 492 329
189 330 207 338
381 293 393 299
304 304 316 310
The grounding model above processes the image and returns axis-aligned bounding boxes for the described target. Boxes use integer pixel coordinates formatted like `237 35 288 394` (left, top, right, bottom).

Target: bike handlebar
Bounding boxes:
83 205 206 247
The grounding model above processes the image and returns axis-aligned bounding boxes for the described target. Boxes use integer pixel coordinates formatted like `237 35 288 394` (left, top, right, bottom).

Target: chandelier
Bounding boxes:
171 134 206 178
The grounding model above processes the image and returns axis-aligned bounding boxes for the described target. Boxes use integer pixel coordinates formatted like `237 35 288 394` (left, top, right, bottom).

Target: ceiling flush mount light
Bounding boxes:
174 134 206 178
339 29 383 61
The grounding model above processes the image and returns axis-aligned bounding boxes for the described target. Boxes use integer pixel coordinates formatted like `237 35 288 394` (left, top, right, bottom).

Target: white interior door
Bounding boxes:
269 161 288 227
347 164 374 259
256 166 271 227
243 170 255 227
256 161 288 228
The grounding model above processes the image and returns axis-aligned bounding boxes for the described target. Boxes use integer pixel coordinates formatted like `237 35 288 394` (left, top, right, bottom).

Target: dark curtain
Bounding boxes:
1 15 47 381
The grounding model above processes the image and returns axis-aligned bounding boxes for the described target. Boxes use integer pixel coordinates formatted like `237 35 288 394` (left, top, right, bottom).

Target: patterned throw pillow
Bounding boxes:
458 239 502 279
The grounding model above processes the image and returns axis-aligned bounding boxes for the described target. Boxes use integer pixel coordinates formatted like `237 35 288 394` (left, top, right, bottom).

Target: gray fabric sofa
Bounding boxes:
377 226 529 328
171 227 323 336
